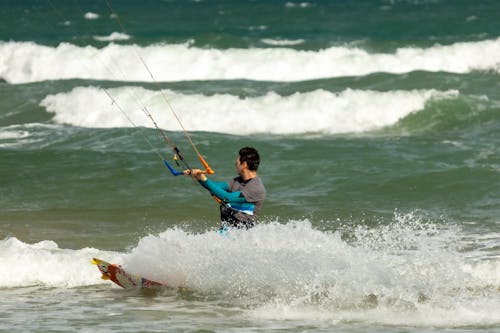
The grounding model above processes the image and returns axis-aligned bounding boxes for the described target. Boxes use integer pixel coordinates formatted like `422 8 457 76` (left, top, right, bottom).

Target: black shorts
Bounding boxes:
219 205 257 230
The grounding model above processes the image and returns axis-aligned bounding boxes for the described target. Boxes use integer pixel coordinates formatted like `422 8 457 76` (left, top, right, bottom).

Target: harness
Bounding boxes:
219 202 257 230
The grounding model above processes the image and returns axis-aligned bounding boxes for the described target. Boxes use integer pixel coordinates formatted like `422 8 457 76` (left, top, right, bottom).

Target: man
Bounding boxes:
185 147 266 230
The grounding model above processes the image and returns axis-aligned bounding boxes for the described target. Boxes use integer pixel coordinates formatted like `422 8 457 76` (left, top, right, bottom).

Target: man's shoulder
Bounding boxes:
246 176 266 196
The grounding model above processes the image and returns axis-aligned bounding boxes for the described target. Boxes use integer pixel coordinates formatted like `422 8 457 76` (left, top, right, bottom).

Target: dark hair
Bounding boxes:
239 147 260 171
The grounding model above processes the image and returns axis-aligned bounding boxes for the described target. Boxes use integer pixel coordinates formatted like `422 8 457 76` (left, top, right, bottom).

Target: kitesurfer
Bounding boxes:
185 147 266 230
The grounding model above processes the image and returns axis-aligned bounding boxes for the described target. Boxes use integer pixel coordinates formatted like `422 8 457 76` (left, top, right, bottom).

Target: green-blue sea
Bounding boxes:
1 0 499 332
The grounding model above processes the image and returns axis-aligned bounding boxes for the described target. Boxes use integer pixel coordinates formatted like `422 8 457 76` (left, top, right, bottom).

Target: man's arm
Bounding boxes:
185 168 246 203
199 179 246 203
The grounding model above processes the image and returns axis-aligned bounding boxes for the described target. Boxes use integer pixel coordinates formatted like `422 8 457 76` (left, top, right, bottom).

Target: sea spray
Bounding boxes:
120 217 499 320
0 215 498 327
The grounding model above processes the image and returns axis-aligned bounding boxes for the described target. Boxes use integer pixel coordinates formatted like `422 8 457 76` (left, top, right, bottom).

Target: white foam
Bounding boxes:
0 128 30 140
285 2 313 8
0 237 120 288
39 86 458 135
1 39 499 83
93 32 131 42
0 127 34 148
1 216 498 327
84 12 99 20
123 218 500 326
0 124 71 148
261 38 305 46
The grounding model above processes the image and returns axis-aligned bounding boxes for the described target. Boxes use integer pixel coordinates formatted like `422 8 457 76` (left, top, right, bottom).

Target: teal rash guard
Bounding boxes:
203 179 246 203
198 176 266 229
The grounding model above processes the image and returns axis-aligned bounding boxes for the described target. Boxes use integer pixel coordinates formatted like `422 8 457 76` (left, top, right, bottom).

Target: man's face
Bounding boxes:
235 156 246 175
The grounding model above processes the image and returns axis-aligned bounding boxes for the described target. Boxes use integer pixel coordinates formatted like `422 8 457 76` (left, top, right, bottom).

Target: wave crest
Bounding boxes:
40 86 458 135
1 39 499 83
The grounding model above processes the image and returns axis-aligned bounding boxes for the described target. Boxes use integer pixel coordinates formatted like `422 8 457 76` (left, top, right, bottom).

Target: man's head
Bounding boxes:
238 147 260 171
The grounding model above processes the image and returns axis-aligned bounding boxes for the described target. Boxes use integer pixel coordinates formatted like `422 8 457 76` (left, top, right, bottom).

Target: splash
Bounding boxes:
122 217 500 326
1 216 498 327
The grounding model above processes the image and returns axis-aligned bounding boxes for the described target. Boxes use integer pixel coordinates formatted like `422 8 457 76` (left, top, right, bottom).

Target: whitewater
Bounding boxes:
2 1 499 332
39 86 459 135
1 217 499 327
1 38 499 84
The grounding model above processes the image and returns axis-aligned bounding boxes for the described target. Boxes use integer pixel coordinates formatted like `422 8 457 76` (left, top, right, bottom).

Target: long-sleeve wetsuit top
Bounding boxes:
199 176 266 227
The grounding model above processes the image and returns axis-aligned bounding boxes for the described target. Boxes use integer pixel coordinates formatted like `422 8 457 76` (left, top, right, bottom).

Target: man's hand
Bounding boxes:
184 169 207 181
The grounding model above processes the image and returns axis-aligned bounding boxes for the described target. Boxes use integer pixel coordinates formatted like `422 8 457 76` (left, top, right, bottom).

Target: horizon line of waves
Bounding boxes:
0 38 499 84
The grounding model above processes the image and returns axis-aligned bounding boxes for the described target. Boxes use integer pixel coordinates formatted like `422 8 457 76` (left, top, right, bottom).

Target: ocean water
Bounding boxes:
1 0 499 332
